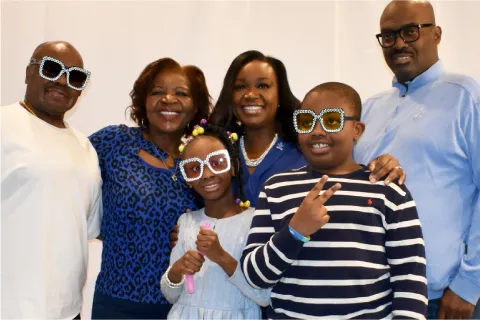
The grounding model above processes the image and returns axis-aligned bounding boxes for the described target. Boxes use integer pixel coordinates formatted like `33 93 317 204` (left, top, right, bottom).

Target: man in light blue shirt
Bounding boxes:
354 1 480 318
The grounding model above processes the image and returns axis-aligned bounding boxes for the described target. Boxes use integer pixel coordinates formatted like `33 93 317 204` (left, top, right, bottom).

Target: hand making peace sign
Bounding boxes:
289 175 342 237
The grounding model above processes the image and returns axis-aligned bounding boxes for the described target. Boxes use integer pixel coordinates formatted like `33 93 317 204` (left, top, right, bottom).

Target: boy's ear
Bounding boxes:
353 121 365 142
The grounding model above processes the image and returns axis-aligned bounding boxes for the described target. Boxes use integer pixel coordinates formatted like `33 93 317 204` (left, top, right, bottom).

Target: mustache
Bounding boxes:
44 84 69 95
390 48 415 56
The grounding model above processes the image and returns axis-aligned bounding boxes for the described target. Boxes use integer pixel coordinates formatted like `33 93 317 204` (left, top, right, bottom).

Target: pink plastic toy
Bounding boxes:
186 221 211 294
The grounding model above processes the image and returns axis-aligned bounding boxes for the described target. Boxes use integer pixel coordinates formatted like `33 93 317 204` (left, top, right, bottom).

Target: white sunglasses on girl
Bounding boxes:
179 149 231 182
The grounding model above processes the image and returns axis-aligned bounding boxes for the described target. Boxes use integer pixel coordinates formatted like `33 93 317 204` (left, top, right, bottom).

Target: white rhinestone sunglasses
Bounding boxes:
179 149 231 182
29 56 91 91
293 108 358 134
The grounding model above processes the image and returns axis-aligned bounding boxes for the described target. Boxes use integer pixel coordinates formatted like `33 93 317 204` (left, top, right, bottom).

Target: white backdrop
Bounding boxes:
2 1 480 318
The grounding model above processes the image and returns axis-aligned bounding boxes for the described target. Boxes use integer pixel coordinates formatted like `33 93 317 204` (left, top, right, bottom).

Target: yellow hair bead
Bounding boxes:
198 127 205 134
178 145 185 153
243 200 251 208
192 129 199 137
239 201 245 207
230 133 238 141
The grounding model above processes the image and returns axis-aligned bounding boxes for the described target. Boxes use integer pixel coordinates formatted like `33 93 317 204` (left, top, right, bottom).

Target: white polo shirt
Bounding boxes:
1 102 102 319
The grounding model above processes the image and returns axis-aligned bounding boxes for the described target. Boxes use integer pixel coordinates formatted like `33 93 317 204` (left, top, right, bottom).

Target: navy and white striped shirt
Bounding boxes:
241 165 428 319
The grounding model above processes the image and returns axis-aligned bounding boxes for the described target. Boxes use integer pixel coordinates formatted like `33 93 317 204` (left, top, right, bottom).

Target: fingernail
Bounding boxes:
385 179 390 185
370 178 376 183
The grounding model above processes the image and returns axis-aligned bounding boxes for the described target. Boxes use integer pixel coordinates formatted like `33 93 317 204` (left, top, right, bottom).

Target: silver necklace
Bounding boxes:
240 134 278 167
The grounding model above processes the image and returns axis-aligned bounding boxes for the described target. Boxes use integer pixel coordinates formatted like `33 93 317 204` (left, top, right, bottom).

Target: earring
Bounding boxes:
278 104 280 108
186 122 191 131
236 120 242 127
141 118 148 128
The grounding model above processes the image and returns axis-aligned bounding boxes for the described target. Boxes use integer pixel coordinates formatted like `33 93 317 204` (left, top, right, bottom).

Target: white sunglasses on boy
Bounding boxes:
293 108 358 134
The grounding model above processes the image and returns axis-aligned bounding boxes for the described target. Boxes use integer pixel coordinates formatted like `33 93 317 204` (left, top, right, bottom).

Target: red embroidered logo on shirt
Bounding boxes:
368 199 373 205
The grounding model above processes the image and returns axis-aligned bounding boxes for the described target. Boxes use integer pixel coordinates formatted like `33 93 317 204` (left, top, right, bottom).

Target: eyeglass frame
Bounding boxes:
375 23 436 48
28 56 91 91
293 108 359 134
179 149 231 182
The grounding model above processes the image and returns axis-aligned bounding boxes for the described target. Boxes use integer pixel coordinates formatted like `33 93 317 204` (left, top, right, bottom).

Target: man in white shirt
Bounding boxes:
1 41 102 319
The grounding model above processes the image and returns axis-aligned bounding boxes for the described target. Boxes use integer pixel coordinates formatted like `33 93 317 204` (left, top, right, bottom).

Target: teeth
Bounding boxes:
160 111 179 115
204 184 218 189
243 106 262 111
313 143 329 149
394 56 410 60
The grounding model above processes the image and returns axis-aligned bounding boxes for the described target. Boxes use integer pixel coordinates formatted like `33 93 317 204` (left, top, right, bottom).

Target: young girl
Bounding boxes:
160 120 270 319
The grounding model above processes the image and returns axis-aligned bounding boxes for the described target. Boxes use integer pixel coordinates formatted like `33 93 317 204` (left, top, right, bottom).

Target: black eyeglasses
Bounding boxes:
376 23 436 48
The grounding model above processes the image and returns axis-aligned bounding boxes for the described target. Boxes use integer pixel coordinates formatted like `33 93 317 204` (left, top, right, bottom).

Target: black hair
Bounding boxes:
304 82 362 119
209 50 301 143
183 124 248 204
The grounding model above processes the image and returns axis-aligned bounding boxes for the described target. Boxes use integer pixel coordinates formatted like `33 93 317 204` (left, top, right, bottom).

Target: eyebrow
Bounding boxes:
235 77 271 82
381 22 419 32
151 85 189 91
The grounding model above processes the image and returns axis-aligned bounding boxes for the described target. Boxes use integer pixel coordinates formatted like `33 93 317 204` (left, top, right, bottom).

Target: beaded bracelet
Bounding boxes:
164 266 186 288
288 225 311 243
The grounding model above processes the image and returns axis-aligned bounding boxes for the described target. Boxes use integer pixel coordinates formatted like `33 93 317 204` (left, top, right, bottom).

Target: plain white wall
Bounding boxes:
2 1 480 135
2 1 480 318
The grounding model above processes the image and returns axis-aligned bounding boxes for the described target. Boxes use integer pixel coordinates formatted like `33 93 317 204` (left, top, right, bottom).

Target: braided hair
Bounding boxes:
183 124 248 205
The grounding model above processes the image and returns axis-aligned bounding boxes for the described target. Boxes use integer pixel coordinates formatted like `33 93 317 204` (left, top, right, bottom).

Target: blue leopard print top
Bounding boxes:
89 125 201 304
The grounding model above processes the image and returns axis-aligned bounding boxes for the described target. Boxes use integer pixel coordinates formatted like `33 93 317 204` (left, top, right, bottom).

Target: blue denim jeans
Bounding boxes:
428 299 442 319
472 298 480 319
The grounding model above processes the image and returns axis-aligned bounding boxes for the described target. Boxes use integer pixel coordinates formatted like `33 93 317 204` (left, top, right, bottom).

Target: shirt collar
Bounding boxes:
392 60 445 92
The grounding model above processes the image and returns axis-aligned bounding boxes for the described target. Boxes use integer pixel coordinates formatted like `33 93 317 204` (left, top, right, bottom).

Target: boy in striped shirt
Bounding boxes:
241 82 427 319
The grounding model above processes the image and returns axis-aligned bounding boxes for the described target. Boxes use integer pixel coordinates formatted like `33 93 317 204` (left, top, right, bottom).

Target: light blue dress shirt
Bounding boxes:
354 61 480 305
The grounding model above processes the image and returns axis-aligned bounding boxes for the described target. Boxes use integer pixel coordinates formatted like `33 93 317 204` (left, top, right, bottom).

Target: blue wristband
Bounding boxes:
288 225 310 243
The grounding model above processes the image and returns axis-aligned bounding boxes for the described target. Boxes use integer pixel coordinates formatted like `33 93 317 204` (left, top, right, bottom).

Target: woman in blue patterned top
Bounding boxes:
88 58 211 319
